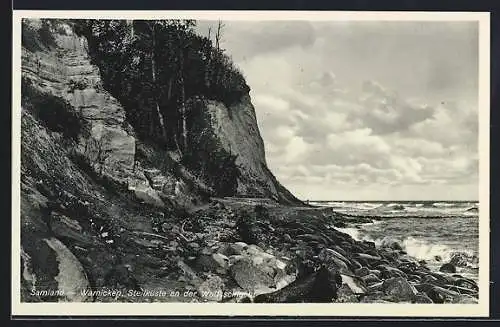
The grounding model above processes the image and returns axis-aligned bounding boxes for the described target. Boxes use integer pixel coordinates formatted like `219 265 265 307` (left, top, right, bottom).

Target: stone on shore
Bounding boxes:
361 273 381 285
355 267 370 277
382 277 418 302
439 263 456 273
380 237 403 251
341 274 367 295
412 292 434 303
336 283 360 303
319 248 352 275
230 259 275 294
197 275 224 301
253 266 339 303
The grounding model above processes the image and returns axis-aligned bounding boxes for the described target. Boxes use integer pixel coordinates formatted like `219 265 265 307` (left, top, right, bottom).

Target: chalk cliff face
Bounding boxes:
203 97 299 204
19 19 301 301
22 20 301 205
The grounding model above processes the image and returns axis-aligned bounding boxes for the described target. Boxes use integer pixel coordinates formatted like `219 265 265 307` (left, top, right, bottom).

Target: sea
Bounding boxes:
309 200 480 280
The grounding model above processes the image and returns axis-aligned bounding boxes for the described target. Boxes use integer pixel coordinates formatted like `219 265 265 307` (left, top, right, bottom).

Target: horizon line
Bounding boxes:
306 199 479 202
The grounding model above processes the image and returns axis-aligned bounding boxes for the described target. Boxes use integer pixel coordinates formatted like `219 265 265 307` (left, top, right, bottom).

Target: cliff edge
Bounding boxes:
19 18 301 301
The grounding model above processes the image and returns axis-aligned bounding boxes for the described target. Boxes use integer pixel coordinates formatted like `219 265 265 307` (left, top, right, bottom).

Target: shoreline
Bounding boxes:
22 197 479 303
211 198 480 303
334 218 479 281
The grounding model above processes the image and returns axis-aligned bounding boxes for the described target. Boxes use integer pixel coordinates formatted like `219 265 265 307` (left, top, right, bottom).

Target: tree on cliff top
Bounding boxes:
70 19 244 196
72 19 248 147
22 19 58 52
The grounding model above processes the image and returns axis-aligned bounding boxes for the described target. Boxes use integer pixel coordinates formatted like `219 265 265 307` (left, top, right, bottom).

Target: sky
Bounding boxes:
196 21 479 201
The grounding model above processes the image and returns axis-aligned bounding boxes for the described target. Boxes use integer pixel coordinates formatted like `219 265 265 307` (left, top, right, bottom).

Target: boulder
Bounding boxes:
188 242 200 250
454 294 479 304
332 245 348 258
454 278 479 292
379 250 400 263
361 273 381 285
228 254 245 265
197 275 224 302
336 283 359 303
321 248 350 264
367 281 384 293
439 263 456 273
407 274 422 283
415 283 460 304
211 253 230 271
245 244 264 256
449 252 477 268
380 237 403 251
397 261 420 274
194 254 227 273
341 274 367 295
369 269 382 278
412 292 434 303
349 259 363 271
40 237 92 302
444 285 477 296
228 242 248 255
318 248 352 275
362 240 376 249
428 272 457 285
355 267 370 277
131 184 165 208
253 266 340 303
360 292 394 303
421 274 439 284
378 265 407 279
297 233 328 244
230 260 275 294
354 253 382 263
283 233 293 243
382 277 418 302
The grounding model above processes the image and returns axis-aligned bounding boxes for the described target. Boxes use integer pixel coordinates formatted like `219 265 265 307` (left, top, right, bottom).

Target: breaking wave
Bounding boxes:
312 200 479 218
335 227 477 267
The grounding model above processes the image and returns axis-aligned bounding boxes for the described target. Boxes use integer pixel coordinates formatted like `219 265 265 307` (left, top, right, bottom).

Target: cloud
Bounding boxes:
196 20 316 61
353 80 436 135
216 20 479 200
253 94 290 113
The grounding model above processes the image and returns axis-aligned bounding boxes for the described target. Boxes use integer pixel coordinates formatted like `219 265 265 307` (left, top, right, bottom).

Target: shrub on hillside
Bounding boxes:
72 19 249 148
21 77 82 141
21 19 58 52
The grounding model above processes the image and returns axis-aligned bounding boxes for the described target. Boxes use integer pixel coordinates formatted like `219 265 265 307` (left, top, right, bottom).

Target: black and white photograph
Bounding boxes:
12 11 490 316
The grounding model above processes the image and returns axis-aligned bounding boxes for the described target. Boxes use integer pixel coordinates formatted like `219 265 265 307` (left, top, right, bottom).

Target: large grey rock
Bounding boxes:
253 266 339 303
361 273 381 285
454 295 478 304
378 265 407 279
379 236 403 251
382 277 418 302
341 274 367 295
413 292 434 303
355 267 371 277
230 259 275 294
43 237 92 302
197 275 224 302
439 263 456 273
319 248 352 275
335 283 359 303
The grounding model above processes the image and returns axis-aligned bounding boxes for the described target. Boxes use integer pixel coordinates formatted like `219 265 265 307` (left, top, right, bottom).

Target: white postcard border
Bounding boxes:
11 10 491 317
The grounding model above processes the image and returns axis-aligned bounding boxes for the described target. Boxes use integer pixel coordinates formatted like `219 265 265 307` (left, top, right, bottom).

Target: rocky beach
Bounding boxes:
18 19 480 305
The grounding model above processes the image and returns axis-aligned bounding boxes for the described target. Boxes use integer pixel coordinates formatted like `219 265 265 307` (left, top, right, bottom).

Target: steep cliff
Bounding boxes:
19 19 301 301
72 19 301 204
19 20 478 306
